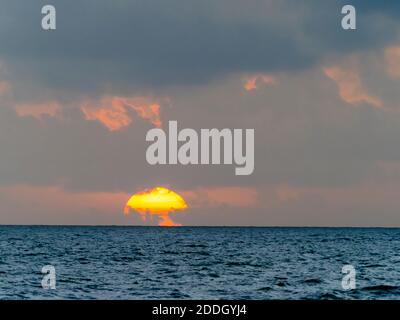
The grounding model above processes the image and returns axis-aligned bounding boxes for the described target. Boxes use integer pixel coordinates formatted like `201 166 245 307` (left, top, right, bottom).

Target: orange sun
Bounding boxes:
124 187 187 226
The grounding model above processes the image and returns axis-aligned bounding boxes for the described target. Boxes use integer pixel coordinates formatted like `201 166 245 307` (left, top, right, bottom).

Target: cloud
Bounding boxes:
323 64 383 108
1 0 399 96
14 101 61 119
0 80 10 95
275 185 301 203
81 96 132 131
272 182 400 226
81 96 162 131
0 184 130 224
122 97 162 128
182 186 259 208
243 74 277 91
385 46 400 78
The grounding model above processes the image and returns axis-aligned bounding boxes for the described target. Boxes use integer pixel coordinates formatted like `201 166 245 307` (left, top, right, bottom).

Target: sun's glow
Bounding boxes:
124 187 187 226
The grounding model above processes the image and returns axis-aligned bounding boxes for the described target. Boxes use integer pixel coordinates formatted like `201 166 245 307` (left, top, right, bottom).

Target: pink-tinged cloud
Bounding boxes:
243 74 277 91
181 186 259 208
375 160 400 179
0 185 130 215
323 66 383 109
275 184 301 203
385 46 400 79
81 96 162 131
0 81 10 95
14 101 61 119
271 183 400 210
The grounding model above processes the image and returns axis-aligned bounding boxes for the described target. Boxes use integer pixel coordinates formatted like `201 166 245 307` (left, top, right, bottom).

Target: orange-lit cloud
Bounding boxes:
81 96 162 131
323 65 383 109
385 46 400 79
124 187 187 226
14 101 61 119
122 97 162 128
243 74 277 91
182 186 259 208
81 96 131 131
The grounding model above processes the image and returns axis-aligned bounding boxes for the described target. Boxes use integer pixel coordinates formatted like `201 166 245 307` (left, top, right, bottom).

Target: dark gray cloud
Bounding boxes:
0 0 399 95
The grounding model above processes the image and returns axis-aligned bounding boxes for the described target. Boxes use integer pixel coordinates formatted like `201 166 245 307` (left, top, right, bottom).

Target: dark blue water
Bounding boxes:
0 226 399 299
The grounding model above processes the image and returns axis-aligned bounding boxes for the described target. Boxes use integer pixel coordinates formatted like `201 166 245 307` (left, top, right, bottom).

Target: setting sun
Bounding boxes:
124 187 187 226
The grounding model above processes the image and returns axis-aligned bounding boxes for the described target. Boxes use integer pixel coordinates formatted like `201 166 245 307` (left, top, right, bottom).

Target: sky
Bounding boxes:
1 1 400 226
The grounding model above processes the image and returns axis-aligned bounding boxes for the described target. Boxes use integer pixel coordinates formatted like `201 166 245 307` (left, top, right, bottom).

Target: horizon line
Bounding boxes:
0 224 399 228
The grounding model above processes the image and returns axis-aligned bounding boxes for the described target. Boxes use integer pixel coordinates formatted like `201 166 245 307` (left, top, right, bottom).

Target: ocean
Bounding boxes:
0 226 399 300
